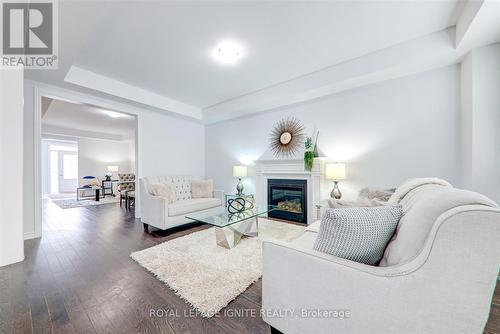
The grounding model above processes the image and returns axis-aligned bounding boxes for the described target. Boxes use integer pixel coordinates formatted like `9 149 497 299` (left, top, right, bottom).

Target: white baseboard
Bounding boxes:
24 232 37 240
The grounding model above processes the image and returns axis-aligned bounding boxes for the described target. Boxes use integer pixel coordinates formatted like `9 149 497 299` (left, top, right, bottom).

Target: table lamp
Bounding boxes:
106 165 119 181
233 165 247 195
325 163 346 199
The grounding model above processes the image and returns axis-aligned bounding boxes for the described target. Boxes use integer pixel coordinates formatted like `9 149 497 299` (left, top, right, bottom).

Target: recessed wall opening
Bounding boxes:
36 94 138 235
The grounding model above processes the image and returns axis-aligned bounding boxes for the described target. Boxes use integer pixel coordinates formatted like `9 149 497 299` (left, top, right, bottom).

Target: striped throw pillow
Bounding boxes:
314 205 402 265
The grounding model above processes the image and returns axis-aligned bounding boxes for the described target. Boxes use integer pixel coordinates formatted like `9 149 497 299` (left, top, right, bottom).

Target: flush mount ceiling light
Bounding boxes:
101 109 129 118
213 41 243 64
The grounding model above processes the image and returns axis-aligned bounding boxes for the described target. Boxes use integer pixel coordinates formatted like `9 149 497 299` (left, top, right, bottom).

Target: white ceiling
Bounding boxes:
41 97 136 139
26 1 463 109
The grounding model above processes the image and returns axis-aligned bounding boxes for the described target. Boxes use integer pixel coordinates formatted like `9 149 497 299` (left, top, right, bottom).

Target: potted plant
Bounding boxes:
304 131 319 171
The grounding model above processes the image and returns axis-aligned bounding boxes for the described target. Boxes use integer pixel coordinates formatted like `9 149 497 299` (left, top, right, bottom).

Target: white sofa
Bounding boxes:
140 176 224 231
262 181 500 334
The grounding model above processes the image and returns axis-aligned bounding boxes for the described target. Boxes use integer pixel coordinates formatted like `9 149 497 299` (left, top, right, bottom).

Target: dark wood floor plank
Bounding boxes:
10 312 32 334
212 298 269 334
0 302 12 334
64 306 96 334
29 291 51 334
486 300 500 334
492 282 500 306
85 305 117 334
240 280 262 306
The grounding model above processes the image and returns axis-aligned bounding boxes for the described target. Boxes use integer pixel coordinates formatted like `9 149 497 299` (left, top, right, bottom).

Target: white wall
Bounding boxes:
206 65 462 200
78 138 134 180
139 110 205 178
461 43 500 203
0 67 25 266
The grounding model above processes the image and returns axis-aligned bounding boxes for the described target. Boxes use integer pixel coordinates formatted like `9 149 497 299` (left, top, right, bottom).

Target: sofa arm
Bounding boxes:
263 240 393 278
140 193 167 223
140 178 168 229
262 240 403 334
213 189 224 205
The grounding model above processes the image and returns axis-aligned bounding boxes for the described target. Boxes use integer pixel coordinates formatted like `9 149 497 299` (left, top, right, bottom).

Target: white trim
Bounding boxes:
255 158 326 224
32 80 142 238
64 66 202 120
202 28 464 124
42 124 128 142
24 232 36 240
42 132 134 144
33 87 42 238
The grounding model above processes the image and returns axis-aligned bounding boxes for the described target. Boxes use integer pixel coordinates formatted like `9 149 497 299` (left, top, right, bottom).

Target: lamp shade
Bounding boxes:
233 165 247 178
107 165 119 172
325 163 346 180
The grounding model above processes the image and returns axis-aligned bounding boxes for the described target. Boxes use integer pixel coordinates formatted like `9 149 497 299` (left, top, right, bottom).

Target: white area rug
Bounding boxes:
130 219 305 317
51 196 120 209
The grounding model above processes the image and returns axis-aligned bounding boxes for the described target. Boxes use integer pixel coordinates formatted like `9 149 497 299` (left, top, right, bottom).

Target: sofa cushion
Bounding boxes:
191 179 213 198
149 182 176 204
314 205 402 265
379 188 498 267
291 230 318 249
305 220 321 233
168 198 221 217
169 176 192 201
144 176 192 201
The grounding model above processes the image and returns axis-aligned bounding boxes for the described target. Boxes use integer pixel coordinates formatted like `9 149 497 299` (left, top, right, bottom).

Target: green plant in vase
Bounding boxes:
304 137 314 171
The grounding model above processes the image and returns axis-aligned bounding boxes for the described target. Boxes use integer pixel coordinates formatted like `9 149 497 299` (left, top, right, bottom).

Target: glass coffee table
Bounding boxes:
186 205 277 249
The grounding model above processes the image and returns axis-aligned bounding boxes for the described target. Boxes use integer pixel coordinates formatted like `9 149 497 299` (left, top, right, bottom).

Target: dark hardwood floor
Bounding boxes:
0 199 498 334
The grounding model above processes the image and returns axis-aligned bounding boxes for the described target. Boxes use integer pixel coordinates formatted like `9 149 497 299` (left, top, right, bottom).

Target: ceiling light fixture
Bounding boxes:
213 41 243 64
101 109 127 118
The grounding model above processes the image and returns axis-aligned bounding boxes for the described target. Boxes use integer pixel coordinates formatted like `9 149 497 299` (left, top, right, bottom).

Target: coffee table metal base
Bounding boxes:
214 217 259 249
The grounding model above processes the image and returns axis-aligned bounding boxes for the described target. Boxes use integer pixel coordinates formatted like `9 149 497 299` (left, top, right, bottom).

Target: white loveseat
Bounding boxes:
140 176 224 231
262 180 500 334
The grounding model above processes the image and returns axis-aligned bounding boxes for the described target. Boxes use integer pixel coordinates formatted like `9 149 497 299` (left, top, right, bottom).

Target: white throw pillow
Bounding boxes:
149 182 176 203
191 179 213 198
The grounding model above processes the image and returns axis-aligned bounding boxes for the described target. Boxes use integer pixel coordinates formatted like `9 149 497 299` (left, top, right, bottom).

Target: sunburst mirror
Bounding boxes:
269 117 305 158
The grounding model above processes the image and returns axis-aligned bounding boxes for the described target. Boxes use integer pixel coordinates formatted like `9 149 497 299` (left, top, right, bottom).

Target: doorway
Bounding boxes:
34 89 139 239
43 140 78 196
57 151 78 193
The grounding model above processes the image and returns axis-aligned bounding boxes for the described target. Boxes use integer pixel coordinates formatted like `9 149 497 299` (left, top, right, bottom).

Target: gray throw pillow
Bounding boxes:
314 205 402 265
358 187 395 202
328 198 389 209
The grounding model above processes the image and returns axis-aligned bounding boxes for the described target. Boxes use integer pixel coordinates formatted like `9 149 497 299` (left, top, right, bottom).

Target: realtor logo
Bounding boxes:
1 0 58 68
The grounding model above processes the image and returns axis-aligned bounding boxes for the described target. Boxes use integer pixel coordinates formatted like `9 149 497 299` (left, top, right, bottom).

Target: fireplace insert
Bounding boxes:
267 179 307 224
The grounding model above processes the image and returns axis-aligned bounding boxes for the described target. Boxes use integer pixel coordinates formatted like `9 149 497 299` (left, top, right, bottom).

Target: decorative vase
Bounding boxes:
313 131 319 157
304 151 314 171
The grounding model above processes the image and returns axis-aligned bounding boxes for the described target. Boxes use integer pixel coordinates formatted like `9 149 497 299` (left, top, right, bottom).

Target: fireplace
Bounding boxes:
267 179 307 224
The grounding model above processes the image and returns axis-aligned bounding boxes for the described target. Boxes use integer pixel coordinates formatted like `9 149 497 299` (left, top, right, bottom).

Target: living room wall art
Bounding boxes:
269 117 305 158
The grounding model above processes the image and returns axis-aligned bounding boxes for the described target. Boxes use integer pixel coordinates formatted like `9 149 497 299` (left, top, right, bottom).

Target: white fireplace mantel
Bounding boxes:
254 157 326 224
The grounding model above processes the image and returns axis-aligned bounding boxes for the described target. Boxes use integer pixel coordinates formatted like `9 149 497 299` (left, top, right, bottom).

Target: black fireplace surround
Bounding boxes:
267 179 307 224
